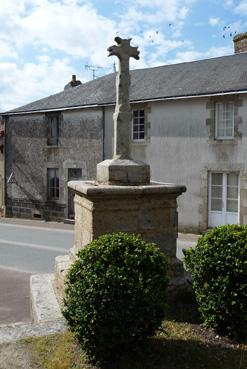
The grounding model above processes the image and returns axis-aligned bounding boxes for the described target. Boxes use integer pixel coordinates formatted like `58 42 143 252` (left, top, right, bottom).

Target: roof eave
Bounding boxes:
2 89 247 116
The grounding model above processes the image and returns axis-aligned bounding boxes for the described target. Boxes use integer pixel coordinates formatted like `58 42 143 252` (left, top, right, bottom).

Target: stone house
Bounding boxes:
2 33 247 231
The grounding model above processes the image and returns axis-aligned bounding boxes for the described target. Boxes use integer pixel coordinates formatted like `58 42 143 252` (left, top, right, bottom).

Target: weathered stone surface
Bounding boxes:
30 274 64 323
97 158 150 185
53 255 72 304
68 180 186 264
5 110 103 220
96 36 151 185
108 37 139 160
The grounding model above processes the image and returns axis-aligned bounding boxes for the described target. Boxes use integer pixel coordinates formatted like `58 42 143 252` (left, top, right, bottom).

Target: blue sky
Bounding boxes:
1 0 247 112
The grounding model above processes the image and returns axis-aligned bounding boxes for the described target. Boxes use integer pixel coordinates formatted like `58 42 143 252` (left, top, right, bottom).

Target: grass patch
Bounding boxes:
26 320 247 369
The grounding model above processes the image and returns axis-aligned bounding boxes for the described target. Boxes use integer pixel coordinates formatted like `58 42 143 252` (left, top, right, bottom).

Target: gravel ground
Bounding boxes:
0 342 41 369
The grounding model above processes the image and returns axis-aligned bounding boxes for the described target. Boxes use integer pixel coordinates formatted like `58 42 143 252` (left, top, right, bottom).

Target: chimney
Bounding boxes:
233 32 247 54
64 74 82 90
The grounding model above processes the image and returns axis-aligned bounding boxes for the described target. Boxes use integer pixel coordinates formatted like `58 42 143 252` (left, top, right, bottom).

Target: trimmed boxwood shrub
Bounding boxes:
184 225 247 340
62 232 168 362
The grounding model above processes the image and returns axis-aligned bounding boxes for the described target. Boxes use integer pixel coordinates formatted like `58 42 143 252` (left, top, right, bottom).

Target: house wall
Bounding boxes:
104 95 247 232
0 143 4 215
5 108 103 221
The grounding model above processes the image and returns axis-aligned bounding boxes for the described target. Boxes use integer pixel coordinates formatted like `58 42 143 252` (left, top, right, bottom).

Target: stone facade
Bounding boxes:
5 109 103 220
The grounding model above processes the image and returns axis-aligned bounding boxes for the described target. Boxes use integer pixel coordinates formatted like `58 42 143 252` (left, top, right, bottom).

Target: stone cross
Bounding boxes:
108 37 140 159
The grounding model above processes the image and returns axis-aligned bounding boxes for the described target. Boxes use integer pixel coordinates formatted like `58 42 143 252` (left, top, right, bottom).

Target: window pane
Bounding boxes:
212 185 222 198
227 199 238 212
227 187 238 199
227 173 238 187
132 110 145 140
48 116 59 145
212 173 222 186
216 102 234 138
47 168 59 200
211 198 222 211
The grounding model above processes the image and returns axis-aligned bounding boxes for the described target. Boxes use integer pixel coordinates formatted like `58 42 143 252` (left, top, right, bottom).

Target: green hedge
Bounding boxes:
184 225 247 340
62 233 168 362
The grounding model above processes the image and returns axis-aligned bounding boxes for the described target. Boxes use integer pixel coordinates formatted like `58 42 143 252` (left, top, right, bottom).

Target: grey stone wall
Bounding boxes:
5 109 103 220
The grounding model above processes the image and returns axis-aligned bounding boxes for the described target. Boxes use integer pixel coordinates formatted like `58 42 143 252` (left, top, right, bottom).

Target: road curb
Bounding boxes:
0 320 67 344
0 273 67 344
30 274 64 322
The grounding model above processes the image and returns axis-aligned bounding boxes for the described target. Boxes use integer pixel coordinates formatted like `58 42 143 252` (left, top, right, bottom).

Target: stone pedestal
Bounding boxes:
97 159 150 185
54 180 187 300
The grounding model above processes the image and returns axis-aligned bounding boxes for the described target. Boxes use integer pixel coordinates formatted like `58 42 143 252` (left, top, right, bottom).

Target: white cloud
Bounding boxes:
1 0 222 112
0 40 17 59
0 57 86 112
224 0 235 7
223 0 247 14
209 17 221 26
235 1 247 14
0 0 117 67
167 45 233 64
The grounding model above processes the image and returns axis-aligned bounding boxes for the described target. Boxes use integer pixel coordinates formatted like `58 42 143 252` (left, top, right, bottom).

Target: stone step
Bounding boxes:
30 274 65 323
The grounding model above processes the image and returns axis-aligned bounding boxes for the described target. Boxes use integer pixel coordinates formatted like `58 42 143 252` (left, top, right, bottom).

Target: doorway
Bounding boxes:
208 172 239 227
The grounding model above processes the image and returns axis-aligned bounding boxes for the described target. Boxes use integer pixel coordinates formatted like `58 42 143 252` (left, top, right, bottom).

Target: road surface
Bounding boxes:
0 219 73 324
0 219 199 324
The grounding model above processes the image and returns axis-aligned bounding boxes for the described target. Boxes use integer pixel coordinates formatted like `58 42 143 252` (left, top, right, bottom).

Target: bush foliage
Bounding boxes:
62 232 168 362
184 225 247 340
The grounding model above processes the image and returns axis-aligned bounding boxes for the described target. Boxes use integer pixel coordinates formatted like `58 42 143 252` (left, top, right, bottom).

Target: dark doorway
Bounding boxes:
68 168 82 219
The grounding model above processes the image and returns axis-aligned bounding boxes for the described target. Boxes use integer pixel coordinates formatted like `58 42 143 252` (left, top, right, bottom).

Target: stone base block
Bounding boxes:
167 257 191 290
97 158 150 185
53 254 72 305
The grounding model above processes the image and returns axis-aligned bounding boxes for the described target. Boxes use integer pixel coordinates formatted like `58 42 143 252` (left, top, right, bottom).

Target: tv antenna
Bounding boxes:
85 63 116 80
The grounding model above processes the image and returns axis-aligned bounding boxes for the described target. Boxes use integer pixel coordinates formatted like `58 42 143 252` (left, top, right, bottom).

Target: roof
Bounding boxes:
4 52 247 115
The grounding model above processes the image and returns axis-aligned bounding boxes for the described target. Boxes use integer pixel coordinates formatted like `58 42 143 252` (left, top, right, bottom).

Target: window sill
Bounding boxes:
46 200 65 207
132 139 146 145
46 145 59 149
208 138 238 145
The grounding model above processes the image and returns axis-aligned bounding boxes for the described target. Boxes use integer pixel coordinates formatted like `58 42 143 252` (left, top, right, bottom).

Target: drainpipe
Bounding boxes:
102 106 105 160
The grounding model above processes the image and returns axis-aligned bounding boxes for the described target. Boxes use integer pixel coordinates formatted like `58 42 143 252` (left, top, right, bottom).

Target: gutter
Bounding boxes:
2 89 247 116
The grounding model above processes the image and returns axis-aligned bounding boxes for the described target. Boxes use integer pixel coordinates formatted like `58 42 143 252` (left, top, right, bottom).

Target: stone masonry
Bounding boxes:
5 109 103 221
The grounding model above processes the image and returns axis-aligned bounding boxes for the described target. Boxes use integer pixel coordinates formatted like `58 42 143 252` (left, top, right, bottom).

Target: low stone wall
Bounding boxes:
6 198 66 221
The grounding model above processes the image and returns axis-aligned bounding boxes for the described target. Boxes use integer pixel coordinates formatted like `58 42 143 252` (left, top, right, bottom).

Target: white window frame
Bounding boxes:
215 102 234 140
132 109 145 141
208 172 240 227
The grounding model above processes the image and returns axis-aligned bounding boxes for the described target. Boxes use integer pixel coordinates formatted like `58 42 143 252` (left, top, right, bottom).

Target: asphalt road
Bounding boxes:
0 219 73 324
0 219 198 325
